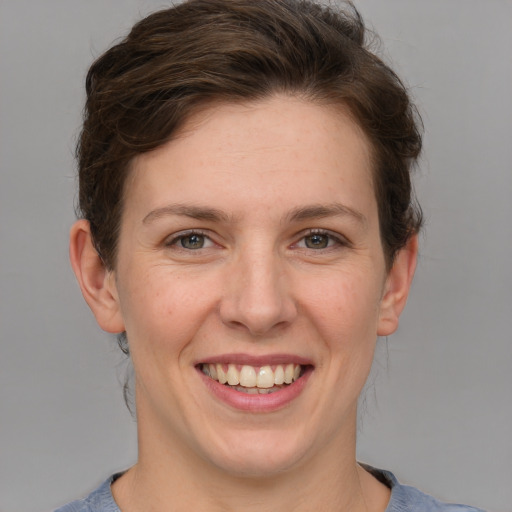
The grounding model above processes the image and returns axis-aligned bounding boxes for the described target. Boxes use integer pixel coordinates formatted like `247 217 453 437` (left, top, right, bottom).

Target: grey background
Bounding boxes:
1 1 511 511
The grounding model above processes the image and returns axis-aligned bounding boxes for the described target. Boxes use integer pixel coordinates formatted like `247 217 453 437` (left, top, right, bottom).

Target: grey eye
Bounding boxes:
304 233 329 249
180 234 206 249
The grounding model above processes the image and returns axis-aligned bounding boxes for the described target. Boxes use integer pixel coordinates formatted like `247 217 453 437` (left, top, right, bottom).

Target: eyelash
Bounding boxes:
165 229 348 252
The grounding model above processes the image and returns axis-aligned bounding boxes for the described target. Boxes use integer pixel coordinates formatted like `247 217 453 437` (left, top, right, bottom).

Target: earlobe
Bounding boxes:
69 219 125 333
377 235 418 337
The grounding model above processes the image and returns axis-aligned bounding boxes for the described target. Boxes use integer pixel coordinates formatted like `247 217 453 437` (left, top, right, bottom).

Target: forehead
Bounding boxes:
125 95 376 222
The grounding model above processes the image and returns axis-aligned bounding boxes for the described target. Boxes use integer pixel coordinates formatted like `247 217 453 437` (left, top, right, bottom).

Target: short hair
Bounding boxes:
77 0 422 271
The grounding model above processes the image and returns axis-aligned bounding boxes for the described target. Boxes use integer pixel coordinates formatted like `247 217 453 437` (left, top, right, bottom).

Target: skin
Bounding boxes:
70 95 417 512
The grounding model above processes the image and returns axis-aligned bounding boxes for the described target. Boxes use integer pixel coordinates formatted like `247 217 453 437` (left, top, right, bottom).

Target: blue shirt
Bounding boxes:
55 466 485 511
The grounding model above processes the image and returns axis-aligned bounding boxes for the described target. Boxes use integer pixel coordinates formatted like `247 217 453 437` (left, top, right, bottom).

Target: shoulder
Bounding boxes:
363 465 486 512
54 475 121 512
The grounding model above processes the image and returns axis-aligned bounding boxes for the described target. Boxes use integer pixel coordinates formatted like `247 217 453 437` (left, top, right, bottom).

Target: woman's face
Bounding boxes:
102 96 411 476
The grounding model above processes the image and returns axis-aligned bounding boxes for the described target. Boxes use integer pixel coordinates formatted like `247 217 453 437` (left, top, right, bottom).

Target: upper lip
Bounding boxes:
195 353 314 367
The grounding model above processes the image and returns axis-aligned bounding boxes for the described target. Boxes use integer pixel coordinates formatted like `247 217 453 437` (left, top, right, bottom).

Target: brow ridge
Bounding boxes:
142 202 366 226
142 203 230 224
286 203 366 224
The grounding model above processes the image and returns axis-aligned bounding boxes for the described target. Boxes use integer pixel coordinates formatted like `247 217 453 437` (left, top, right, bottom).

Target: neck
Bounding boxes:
112 399 388 512
115 453 368 512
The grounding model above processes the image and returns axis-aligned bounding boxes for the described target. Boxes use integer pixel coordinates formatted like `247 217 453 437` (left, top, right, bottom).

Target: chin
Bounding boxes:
205 429 310 478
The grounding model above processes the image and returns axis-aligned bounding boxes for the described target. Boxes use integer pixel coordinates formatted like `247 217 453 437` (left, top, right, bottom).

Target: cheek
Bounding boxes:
298 266 383 399
117 266 222 357
301 266 383 343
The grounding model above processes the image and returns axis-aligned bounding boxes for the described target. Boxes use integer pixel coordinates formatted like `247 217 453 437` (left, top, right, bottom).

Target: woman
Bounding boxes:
60 0 483 510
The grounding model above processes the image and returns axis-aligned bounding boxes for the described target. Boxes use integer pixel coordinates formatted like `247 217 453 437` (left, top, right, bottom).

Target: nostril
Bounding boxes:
224 319 251 332
224 319 291 337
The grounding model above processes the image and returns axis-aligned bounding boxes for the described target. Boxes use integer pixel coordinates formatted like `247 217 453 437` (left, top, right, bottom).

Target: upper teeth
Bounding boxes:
202 363 302 388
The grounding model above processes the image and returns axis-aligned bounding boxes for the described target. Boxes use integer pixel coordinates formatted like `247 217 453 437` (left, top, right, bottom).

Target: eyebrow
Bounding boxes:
142 204 231 224
286 203 367 225
142 202 366 226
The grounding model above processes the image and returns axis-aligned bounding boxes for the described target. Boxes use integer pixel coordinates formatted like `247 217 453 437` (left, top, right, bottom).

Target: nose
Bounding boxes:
219 246 297 336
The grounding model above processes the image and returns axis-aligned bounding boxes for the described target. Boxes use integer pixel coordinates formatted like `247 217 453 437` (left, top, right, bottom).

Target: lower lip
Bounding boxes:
197 367 313 412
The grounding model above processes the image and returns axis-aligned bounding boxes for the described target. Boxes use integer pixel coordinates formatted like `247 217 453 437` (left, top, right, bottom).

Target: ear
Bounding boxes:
377 235 418 336
69 219 125 333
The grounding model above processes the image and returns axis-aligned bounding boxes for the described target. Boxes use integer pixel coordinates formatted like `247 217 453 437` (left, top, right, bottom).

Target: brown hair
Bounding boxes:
78 0 422 271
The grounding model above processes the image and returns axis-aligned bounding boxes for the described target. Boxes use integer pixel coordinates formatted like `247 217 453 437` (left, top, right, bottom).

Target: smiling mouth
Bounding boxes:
200 363 308 395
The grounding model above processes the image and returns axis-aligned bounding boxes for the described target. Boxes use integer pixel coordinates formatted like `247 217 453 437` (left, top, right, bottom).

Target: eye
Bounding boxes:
295 230 346 250
180 233 207 249
303 233 331 249
166 231 214 250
